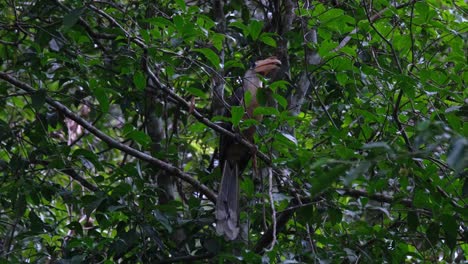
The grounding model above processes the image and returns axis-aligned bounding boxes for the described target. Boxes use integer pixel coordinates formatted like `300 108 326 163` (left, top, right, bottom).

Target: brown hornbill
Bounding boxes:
216 57 281 240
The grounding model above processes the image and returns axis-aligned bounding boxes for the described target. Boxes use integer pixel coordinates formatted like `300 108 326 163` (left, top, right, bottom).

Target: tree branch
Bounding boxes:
332 1 416 53
156 253 214 264
82 3 282 181
0 72 217 203
145 66 276 169
254 186 432 252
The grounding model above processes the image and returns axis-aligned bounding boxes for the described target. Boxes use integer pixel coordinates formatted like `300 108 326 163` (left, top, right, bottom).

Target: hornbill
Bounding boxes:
216 57 281 240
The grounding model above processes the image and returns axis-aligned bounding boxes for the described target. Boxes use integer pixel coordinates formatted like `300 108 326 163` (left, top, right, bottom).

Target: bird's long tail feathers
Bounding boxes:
215 160 240 240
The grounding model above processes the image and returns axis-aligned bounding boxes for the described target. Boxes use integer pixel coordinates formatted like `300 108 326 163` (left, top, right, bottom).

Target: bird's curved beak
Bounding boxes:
254 57 282 75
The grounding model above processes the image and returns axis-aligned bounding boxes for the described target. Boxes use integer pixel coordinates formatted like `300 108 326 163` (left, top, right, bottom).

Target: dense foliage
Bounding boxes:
0 0 467 263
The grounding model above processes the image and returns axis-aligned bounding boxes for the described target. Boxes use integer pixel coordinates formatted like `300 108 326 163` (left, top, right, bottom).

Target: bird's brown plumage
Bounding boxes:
216 57 281 240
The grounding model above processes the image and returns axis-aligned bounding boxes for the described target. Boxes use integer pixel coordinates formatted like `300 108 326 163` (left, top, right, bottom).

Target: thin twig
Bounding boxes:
265 168 277 251
156 253 214 264
332 1 416 53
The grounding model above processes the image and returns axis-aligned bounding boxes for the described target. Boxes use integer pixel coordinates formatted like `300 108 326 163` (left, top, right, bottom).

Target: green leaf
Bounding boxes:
229 21 248 35
67 221 83 236
259 34 276 47
31 89 46 110
125 130 151 146
93 87 110 113
204 239 221 253
273 93 287 108
140 29 150 43
184 87 208 99
446 113 462 132
0 119 8 140
83 195 105 216
343 161 371 186
407 211 419 232
244 90 253 107
413 189 431 208
240 177 254 198
154 210 172 232
328 207 343 225
248 20 263 40
336 73 348 86
394 34 411 53
172 15 184 31
463 178 468 198
175 0 186 10
133 71 147 90
194 48 220 69
112 183 132 197
426 222 440 248
447 137 467 173
441 214 457 250
269 80 290 91
29 210 45 233
110 240 128 258
72 149 104 171
15 194 27 218
311 158 332 169
149 17 174 29
63 7 85 30
296 205 315 225
211 33 224 51
256 89 268 106
318 39 337 57
253 106 279 116
362 142 393 152
311 165 346 195
318 8 344 22
230 106 244 126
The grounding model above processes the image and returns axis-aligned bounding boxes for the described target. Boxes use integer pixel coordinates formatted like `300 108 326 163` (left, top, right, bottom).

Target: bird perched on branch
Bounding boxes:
216 57 281 240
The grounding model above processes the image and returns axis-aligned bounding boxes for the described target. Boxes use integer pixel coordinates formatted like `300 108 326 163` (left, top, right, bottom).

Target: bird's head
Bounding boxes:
254 57 282 76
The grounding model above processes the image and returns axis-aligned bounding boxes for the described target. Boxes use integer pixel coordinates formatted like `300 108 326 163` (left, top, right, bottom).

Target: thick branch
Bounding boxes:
0 72 216 203
62 168 100 192
33 158 99 192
